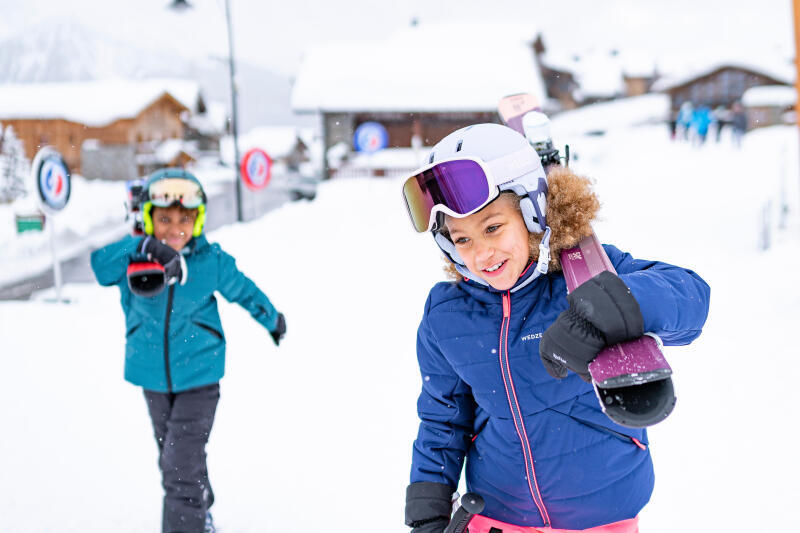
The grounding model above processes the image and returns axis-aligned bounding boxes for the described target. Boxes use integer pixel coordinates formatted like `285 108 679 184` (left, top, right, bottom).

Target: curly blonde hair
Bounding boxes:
440 165 600 280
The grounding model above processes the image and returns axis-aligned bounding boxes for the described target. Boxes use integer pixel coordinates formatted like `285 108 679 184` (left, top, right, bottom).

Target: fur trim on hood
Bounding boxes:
442 165 600 279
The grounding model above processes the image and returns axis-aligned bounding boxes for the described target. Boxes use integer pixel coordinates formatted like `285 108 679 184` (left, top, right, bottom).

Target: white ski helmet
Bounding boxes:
424 123 552 290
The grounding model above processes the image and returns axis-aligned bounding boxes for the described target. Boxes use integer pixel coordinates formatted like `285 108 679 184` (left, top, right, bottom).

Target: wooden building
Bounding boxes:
741 85 796 129
291 23 547 178
653 64 792 115
0 79 213 179
623 74 657 98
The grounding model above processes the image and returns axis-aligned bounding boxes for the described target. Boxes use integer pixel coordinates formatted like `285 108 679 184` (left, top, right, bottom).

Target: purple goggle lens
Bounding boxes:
402 159 492 232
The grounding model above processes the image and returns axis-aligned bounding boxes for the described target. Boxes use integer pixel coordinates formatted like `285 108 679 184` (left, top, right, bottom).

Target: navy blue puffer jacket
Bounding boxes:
409 244 710 530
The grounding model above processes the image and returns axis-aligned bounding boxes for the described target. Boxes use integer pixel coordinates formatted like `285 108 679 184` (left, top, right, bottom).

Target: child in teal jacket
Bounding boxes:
91 168 285 532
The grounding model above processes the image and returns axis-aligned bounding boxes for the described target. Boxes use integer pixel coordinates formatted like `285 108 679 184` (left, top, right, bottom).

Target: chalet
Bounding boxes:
742 85 796 129
537 46 659 109
0 79 221 179
291 22 547 178
652 62 793 115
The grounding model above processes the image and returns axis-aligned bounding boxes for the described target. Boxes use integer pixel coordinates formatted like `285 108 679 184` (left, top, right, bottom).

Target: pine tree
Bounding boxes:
0 124 29 203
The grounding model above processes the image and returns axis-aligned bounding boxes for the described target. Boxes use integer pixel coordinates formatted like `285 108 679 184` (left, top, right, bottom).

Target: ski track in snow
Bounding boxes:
1 123 799 532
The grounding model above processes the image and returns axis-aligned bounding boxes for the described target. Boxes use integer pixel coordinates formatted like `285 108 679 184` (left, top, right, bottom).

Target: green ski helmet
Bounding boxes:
142 168 207 237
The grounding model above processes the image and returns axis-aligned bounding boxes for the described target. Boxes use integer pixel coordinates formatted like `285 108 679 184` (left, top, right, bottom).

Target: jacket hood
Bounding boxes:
536 165 600 272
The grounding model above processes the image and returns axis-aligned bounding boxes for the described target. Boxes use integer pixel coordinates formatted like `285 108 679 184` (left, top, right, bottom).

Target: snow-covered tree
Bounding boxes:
0 124 29 203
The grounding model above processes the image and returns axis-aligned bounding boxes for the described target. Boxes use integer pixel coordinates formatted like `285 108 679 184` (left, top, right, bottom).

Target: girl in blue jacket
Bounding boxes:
401 124 710 533
91 168 285 533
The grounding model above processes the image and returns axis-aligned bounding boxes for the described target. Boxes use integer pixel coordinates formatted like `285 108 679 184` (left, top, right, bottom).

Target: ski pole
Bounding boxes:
444 492 485 533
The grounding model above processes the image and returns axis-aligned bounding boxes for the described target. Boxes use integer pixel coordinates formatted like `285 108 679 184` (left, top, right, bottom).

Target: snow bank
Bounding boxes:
550 93 670 139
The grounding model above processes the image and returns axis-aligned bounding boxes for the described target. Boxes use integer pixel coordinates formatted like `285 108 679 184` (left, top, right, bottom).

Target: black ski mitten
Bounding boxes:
270 312 286 346
540 271 644 381
127 236 186 297
405 482 454 533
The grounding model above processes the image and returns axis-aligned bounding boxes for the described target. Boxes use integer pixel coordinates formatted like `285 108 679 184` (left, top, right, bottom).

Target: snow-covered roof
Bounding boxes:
742 85 796 108
186 101 227 136
0 78 202 126
540 48 656 100
291 22 545 113
651 60 794 92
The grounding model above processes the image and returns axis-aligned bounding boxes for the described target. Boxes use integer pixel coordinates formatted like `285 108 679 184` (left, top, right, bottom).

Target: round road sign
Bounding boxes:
353 122 388 154
240 148 273 190
32 147 71 213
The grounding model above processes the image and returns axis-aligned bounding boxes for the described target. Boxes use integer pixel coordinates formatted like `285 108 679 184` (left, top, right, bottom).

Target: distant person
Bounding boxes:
691 105 713 146
676 101 694 140
713 105 731 143
90 168 286 533
731 101 747 148
401 124 710 533
668 108 678 140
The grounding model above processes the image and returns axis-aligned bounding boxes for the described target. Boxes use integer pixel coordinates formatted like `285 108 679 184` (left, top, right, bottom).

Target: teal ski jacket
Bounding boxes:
91 234 279 392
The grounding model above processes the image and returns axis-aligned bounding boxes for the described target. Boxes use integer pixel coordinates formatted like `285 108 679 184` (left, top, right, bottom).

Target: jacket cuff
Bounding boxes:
405 481 454 528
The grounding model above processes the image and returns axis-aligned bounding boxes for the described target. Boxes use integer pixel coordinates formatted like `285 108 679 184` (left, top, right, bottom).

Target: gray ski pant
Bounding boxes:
144 383 219 533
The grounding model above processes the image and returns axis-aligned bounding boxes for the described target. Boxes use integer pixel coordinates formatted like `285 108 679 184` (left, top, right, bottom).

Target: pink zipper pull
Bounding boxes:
502 292 510 318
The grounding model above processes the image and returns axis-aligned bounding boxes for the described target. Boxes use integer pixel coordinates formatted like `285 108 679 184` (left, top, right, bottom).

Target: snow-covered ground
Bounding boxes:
2 105 799 531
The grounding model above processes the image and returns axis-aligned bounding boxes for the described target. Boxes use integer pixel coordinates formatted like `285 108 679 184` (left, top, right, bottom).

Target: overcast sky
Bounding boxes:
0 0 795 76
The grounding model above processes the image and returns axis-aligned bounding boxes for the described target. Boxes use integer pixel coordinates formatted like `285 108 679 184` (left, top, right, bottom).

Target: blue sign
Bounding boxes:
353 122 388 154
33 148 71 213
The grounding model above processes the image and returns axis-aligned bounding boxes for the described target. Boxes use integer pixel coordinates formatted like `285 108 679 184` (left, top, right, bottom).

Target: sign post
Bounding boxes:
794 0 800 230
31 147 71 302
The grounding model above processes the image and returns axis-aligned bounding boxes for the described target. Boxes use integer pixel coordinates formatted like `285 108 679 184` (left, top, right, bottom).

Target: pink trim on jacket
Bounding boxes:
466 514 639 533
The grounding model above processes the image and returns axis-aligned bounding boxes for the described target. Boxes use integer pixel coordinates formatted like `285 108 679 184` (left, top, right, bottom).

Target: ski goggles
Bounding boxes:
402 149 541 233
147 177 205 208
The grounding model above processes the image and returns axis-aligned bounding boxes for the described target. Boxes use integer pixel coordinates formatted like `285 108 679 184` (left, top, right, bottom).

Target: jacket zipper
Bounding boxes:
164 285 175 392
498 292 551 526
571 417 649 450
194 321 223 340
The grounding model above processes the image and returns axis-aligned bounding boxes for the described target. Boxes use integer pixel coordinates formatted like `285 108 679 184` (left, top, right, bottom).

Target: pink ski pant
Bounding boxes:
466 515 639 533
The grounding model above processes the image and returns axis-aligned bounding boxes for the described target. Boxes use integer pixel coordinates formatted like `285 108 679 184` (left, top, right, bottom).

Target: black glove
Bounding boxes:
270 312 286 346
405 482 454 533
127 236 186 297
540 271 644 382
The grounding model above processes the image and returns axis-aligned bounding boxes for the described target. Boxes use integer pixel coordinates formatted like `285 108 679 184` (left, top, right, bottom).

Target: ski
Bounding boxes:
497 92 541 136
498 93 676 428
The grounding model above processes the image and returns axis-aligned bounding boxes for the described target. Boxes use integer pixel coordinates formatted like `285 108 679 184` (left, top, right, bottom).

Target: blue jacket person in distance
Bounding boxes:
90 168 286 533
400 125 710 533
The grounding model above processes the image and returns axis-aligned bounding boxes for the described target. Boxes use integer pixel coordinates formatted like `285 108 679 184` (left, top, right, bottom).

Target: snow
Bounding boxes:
2 96 800 531
221 126 303 161
291 22 546 113
0 78 202 126
549 93 670 138
542 48 631 100
742 85 797 108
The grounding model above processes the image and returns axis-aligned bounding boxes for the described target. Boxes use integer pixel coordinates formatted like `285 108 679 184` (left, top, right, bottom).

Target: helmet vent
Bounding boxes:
456 140 463 152
428 152 435 164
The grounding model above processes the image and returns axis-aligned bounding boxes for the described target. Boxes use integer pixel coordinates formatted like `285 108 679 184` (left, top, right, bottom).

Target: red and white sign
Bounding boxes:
32 147 71 213
240 148 273 190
